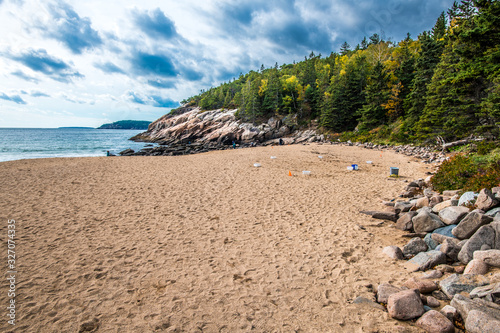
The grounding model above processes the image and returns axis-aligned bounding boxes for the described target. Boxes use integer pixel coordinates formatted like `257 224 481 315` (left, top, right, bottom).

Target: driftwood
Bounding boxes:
437 136 485 152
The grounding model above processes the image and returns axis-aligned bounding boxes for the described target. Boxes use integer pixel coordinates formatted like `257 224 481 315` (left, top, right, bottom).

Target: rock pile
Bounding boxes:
365 182 500 332
337 141 448 164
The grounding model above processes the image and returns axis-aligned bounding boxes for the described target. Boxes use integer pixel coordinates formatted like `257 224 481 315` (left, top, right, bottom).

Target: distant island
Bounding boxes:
97 120 151 130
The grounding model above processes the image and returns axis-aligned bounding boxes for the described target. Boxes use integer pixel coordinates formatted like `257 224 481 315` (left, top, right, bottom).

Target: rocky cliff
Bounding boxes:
131 107 324 146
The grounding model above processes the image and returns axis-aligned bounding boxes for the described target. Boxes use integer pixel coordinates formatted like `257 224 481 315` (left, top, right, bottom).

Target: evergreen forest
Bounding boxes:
180 0 500 144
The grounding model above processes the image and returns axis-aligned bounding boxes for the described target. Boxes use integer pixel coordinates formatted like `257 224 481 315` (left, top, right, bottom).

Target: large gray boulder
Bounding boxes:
440 274 490 299
458 225 496 264
432 199 458 213
412 207 445 233
470 282 500 304
438 206 469 225
476 188 499 211
452 212 493 240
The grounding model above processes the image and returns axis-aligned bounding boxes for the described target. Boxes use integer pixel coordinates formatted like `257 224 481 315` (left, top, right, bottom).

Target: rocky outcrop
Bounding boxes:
130 107 323 149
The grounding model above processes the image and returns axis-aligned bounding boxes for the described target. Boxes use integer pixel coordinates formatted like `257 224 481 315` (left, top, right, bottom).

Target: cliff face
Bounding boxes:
131 107 324 145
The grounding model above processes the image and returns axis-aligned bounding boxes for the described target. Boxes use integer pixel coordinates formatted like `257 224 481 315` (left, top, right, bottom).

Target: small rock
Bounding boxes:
464 259 489 275
404 277 439 294
377 283 402 304
458 224 496 264
476 188 499 211
440 238 461 262
432 290 450 301
352 296 386 311
422 270 443 279
382 246 404 260
432 200 457 213
485 207 500 217
432 224 457 238
403 237 429 257
396 211 417 231
454 265 465 274
387 289 425 320
406 250 447 272
473 249 500 267
470 282 500 303
440 305 459 322
426 296 441 308
395 201 413 212
438 206 469 225
372 211 398 222
452 211 493 240
416 196 429 208
413 207 445 234
430 195 443 207
439 274 490 299
431 233 459 245
415 310 455 333
424 233 439 250
435 264 456 273
443 190 461 197
459 191 479 207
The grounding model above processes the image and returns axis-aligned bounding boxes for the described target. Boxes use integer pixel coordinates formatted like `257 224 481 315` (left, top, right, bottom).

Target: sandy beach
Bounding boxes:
0 144 429 332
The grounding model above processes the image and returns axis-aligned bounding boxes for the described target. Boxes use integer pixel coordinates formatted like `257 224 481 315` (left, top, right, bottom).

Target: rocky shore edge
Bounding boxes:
358 174 500 332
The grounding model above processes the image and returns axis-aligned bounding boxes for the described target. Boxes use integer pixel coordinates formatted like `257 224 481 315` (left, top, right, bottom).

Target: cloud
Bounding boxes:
42 1 103 54
31 91 50 97
132 8 179 40
11 70 40 83
94 61 125 74
0 92 27 104
147 79 176 89
126 91 179 108
8 49 84 83
130 51 178 78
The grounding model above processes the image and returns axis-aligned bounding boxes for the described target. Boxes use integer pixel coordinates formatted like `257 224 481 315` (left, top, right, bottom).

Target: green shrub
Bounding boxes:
431 154 477 192
432 153 500 192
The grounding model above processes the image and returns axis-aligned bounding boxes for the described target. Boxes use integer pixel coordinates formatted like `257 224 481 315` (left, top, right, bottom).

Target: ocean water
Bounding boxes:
0 128 154 163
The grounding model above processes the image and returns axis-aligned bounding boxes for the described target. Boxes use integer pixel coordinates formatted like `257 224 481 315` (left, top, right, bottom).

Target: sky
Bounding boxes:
0 0 456 128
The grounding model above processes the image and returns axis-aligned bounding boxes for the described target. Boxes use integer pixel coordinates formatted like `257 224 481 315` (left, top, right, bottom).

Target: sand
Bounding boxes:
0 144 430 332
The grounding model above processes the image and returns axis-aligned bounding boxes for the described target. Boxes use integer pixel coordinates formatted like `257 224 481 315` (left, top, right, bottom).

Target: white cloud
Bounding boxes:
0 0 457 127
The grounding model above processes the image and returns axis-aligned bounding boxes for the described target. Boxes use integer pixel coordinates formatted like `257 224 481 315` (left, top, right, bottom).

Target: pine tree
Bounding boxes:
403 30 444 137
340 42 351 55
358 61 390 131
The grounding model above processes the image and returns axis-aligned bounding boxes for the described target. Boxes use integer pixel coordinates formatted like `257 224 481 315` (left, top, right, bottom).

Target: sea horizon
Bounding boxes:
0 127 154 163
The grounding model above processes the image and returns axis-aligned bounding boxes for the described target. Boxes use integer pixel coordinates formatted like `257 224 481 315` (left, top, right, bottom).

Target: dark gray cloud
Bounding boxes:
8 49 84 83
0 92 27 104
127 91 179 108
131 51 178 78
132 8 179 40
11 70 40 83
211 0 455 57
94 61 125 74
42 1 103 54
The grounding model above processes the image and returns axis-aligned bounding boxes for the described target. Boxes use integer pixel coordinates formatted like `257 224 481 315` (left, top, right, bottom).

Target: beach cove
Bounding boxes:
0 144 428 332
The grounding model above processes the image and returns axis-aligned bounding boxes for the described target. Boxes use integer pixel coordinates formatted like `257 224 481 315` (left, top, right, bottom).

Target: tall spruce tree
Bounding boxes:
358 61 390 130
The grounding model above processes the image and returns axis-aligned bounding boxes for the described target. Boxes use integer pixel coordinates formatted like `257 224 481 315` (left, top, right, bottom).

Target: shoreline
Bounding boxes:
0 144 429 332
